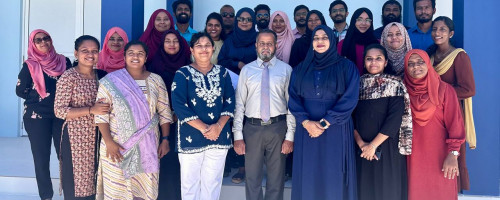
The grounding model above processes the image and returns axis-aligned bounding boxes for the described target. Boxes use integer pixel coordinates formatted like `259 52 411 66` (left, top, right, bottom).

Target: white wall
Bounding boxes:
435 0 453 19
192 0 404 32
144 0 167 30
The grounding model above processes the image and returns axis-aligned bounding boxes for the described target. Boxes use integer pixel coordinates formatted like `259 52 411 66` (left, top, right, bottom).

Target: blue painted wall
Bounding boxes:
101 0 144 42
462 0 500 196
0 1 23 137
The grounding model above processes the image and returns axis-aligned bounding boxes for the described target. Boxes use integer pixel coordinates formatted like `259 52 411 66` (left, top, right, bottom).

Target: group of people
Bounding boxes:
16 0 477 200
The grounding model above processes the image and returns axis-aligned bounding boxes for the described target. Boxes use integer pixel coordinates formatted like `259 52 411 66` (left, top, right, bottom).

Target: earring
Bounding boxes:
75 58 78 62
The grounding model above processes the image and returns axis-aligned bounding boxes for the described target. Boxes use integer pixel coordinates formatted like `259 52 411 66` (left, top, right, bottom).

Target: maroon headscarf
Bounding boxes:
149 29 191 75
25 29 66 98
139 9 174 62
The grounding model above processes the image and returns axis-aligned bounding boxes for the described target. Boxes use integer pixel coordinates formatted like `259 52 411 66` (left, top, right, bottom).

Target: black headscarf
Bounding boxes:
340 8 379 65
289 10 327 67
148 29 191 75
231 8 257 48
293 25 347 96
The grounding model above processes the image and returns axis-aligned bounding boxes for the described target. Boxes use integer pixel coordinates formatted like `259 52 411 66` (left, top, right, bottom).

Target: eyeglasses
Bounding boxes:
313 37 329 42
256 13 269 19
33 36 51 44
221 12 234 18
356 18 373 24
257 42 274 47
237 17 253 23
331 8 346 14
194 44 213 50
407 61 426 68
108 37 124 42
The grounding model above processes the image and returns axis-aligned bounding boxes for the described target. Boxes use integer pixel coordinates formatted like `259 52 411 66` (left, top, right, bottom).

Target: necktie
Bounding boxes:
260 62 270 122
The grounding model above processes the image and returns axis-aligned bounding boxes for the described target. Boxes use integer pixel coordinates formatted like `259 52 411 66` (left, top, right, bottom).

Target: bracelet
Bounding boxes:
370 143 376 149
88 106 92 115
301 120 310 127
216 122 222 129
161 136 169 140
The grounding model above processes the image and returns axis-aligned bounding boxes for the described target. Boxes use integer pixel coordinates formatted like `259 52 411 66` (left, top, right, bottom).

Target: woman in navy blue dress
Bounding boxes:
289 25 359 200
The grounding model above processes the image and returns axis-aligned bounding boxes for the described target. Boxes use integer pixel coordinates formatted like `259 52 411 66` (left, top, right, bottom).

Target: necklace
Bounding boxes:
435 47 455 62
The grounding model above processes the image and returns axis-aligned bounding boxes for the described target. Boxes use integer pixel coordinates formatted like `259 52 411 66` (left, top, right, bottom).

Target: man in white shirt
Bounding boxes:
233 29 295 200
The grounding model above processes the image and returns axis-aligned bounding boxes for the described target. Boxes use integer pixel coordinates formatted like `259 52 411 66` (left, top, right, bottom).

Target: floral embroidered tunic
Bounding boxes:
171 65 235 153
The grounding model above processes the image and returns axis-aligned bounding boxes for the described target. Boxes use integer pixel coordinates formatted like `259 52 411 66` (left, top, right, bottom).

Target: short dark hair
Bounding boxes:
256 29 277 44
254 4 270 14
413 0 436 10
74 35 100 51
220 4 233 11
123 40 149 57
190 32 214 48
294 5 309 15
329 0 348 13
382 0 402 12
172 0 193 12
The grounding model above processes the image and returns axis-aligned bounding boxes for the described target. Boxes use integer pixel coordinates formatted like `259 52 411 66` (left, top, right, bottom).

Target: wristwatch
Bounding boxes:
450 150 459 156
319 119 330 129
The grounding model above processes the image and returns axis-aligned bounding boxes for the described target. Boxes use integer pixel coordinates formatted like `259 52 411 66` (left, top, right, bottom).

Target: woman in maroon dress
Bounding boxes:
403 49 465 200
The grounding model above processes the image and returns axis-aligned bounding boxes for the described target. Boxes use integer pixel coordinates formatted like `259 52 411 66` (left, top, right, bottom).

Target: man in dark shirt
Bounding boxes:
374 0 408 40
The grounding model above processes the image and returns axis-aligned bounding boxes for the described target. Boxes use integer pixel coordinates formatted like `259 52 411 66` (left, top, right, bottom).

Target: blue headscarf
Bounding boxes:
231 7 257 47
293 25 348 96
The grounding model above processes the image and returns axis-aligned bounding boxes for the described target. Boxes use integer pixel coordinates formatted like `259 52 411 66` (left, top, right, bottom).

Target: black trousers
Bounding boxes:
157 123 181 200
60 126 98 200
24 117 64 200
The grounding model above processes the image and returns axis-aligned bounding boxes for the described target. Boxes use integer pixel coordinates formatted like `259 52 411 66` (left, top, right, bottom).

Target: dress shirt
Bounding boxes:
233 56 295 141
175 24 198 43
292 28 304 39
333 23 349 42
408 24 434 50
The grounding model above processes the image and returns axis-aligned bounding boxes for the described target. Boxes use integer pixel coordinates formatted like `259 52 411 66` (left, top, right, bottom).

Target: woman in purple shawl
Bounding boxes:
95 41 173 199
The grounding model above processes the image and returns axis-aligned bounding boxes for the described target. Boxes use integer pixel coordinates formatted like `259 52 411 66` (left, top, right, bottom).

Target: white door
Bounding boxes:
20 0 101 136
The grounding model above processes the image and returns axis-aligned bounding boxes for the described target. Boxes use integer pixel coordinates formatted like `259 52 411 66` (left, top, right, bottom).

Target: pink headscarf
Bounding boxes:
139 9 174 62
268 11 295 64
25 29 66 98
97 27 129 73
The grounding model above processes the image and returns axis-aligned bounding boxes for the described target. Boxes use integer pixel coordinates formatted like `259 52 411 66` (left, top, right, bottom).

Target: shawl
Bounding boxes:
97 27 129 73
268 11 295 63
139 9 174 61
431 48 476 149
359 73 413 155
104 69 160 178
403 49 446 127
149 29 191 75
25 29 66 98
340 8 379 66
381 22 412 76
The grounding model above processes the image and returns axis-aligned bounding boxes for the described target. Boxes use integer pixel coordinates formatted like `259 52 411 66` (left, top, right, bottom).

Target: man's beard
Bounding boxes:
258 51 274 61
416 14 432 23
382 14 402 26
332 14 346 24
296 19 307 27
256 20 269 29
176 13 190 24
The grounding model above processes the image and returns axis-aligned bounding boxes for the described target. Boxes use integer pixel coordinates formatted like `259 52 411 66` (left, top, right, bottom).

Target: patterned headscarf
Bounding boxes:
381 22 412 76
